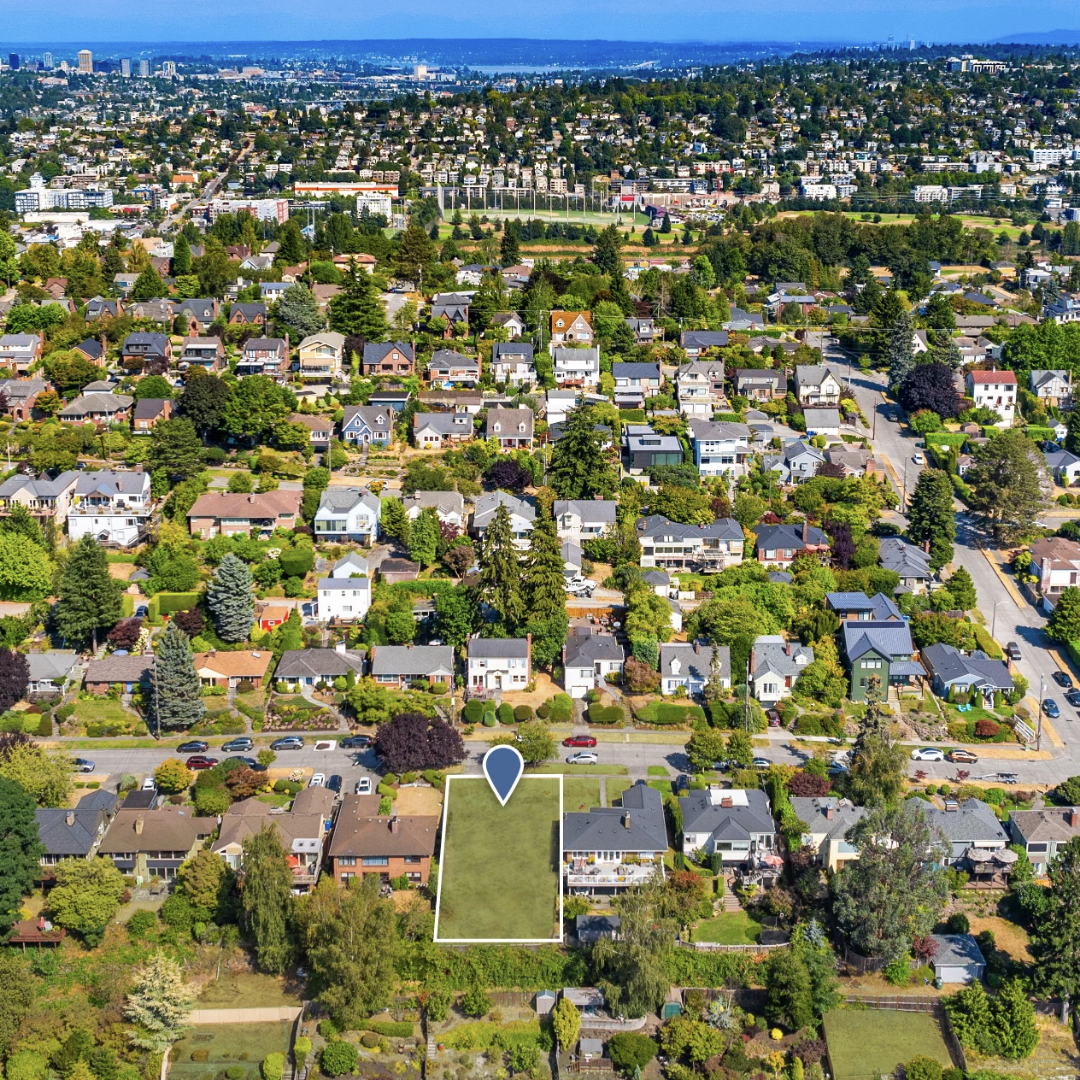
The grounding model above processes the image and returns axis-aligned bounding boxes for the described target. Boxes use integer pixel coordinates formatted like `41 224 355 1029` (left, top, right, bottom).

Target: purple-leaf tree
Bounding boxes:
374 712 466 773
0 649 29 712
899 363 962 418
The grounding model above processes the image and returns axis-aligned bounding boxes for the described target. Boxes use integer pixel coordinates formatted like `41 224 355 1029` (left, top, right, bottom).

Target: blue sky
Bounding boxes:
3 0 1079 44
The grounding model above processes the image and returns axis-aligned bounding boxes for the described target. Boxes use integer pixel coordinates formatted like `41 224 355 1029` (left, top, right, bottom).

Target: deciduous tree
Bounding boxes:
153 757 194 794
49 856 127 946
373 712 465 773
241 826 294 974
0 650 29 712
898 363 962 419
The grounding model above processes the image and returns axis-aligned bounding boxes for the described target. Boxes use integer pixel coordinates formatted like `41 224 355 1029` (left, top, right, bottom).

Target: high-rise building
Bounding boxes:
138 58 150 77
8 54 19 71
78 49 93 74
42 51 53 70
121 57 131 77
162 60 176 76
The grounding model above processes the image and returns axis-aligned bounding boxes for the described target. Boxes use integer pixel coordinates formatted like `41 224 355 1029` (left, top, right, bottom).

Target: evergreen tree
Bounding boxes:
380 497 411 545
591 224 624 276
1048 586 1080 643
53 536 123 650
548 405 618 500
328 260 389 341
966 428 1050 544
1030 835 1080 1020
500 223 521 268
408 508 439 568
886 310 916 389
907 468 956 570
152 623 205 732
946 567 977 611
207 554 254 643
149 417 204 479
393 223 437 287
173 233 192 277
178 374 231 441
476 502 525 635
131 267 167 301
0 503 44 548
524 514 570 668
125 953 196 1052
0 777 44 941
241 825 294 974
276 285 324 339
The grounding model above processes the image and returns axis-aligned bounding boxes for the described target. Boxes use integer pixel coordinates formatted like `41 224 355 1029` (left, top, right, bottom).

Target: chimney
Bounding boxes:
720 796 733 808
390 816 401 833
623 811 631 829
1069 808 1080 828
336 640 347 654
924 540 930 554
802 520 808 544
786 639 792 656
825 804 834 820
65 810 75 826
134 816 144 835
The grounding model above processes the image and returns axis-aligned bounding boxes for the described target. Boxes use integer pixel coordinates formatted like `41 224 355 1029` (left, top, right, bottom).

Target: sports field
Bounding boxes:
435 775 562 942
822 1009 953 1080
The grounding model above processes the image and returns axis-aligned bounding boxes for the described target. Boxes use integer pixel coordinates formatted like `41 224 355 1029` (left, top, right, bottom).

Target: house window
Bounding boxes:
338 857 356 866
361 856 389 866
1027 843 1048 853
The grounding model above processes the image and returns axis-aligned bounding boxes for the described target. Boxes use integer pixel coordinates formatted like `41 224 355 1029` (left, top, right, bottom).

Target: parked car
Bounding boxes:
563 735 598 747
912 452 925 465
766 710 783 727
185 756 219 770
827 761 849 776
326 775 342 794
222 737 254 753
567 751 599 764
997 772 1020 784
340 735 372 749
354 777 372 795
1053 671 1074 689
1043 699 1061 719
225 756 258 768
948 749 979 764
751 757 771 768
271 737 305 750
309 773 326 788
1005 642 1022 662
140 777 156 790
177 740 209 753
674 774 691 795
73 758 95 774
911 747 945 761
1065 688 1080 708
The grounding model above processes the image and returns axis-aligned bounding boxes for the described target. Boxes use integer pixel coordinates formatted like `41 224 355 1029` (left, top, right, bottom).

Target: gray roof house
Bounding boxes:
27 651 78 695
920 643 1014 704
402 491 466 528
466 635 531 692
575 915 622 943
369 645 455 689
1009 806 1080 871
563 628 625 699
925 798 1010 864
789 797 868 872
751 635 814 704
679 787 777 866
762 440 825 485
930 934 986 985
472 491 535 548
36 797 119 867
59 393 133 423
314 487 381 545
1030 369 1072 405
753 522 830 567
564 781 668 890
485 407 534 449
826 591 903 621
554 499 617 544
803 408 842 435
341 405 394 446
878 537 935 593
637 514 745 572
612 362 662 407
841 620 922 702
660 642 729 698
1045 449 1080 486
275 648 366 687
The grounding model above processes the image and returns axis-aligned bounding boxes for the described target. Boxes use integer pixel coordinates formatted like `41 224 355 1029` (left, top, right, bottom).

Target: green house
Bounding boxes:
841 620 923 701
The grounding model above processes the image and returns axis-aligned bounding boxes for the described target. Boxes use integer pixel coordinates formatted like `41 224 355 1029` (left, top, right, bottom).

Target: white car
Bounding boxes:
309 773 326 788
567 751 599 765
913 452 925 465
141 776 156 790
355 777 372 795
910 747 945 762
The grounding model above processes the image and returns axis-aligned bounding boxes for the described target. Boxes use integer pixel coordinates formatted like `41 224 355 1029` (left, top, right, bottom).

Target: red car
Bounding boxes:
185 755 219 770
562 735 598 748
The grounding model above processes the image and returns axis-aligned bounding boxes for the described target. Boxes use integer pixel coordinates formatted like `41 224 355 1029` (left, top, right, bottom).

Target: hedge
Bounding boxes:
1067 641 1080 673
440 1021 542 1051
462 699 485 724
587 703 624 724
395 943 588 988
1027 426 1057 441
925 431 968 448
618 409 646 422
547 693 573 723
359 1021 415 1038
971 623 1003 659
147 592 201 625
636 701 706 725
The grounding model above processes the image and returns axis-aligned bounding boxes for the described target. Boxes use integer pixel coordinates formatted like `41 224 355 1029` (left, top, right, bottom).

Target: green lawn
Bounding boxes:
693 911 760 945
823 1009 953 1080
169 1022 293 1079
563 778 601 812
647 766 670 777
531 763 629 775
195 971 302 1008
436 776 561 941
606 779 634 806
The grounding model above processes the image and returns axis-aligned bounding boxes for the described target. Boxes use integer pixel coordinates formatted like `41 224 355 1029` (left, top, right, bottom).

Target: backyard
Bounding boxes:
691 911 761 946
436 775 561 942
822 1009 954 1080
169 1022 294 1080
194 971 303 1008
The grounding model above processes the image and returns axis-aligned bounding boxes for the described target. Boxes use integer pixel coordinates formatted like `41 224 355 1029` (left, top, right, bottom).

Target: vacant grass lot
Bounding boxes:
823 1009 953 1080
169 1022 293 1079
436 776 561 941
195 971 302 1008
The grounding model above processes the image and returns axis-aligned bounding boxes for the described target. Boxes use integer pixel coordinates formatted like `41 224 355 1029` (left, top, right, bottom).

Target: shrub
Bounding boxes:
317 1020 339 1040
536 702 551 719
548 693 573 722
36 712 53 736
430 681 448 695
293 1038 311 1071
945 912 970 935
482 713 496 727
514 705 534 722
975 718 1001 738
461 984 492 1018
904 1058 943 1080
360 1021 414 1038
226 1069 245 1080
607 1034 657 1074
883 957 911 986
262 1054 284 1080
498 702 514 725
463 699 485 723
56 704 76 724
360 1033 380 1049
319 1043 358 1078
587 702 624 725
191 1051 210 1064
127 909 157 940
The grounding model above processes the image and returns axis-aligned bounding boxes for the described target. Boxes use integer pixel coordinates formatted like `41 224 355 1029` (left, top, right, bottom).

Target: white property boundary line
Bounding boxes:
433 773 563 945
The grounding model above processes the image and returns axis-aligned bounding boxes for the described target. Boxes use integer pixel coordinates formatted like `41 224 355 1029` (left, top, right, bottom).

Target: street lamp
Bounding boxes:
991 599 1010 642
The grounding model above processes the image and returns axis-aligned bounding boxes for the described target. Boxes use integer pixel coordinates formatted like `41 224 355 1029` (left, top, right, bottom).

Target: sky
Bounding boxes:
3 0 1080 45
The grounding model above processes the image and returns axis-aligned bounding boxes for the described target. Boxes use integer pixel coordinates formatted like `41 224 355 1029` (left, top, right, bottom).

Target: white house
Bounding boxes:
551 346 600 388
67 468 152 547
688 419 753 479
563 628 625 698
660 642 730 697
554 500 618 545
472 491 535 549
313 488 381 545
794 365 844 407
751 635 814 703
316 576 371 623
676 361 727 418
637 514 745 571
965 370 1017 428
402 491 466 529
679 787 777 865
466 635 531 693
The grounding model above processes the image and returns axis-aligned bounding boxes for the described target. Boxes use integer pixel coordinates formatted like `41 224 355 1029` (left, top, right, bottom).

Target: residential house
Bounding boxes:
431 293 470 335
275 646 367 689
125 300 172 324
551 346 600 388
193 651 273 690
564 781 668 893
1008 807 1080 872
1045 449 1080 487
176 336 225 373
925 798 1009 866
68 467 152 547
238 338 289 379
258 604 290 632
72 339 105 365
680 330 729 358
229 302 267 327
298 332 346 384
660 642 729 697
97 806 215 882
753 522 830 568
59 393 133 425
637 515 745 571
83 655 153 694
625 317 661 344
26 651 78 697
965 370 1018 428
1031 369 1072 408
402 491 466 529
751 636 814 703
330 551 370 579
485 407 534 450
763 441 826 485
362 342 414 377
794 365 844 407
920 642 1014 706
187 489 302 539
467 635 531 693
826 591 903 621
36 795 118 870
492 312 526 339
317 575 371 623
132 398 172 432
563 628 625 699
879 537 935 594
841 620 923 701
680 787 777 868
171 299 218 334
428 350 480 388
327 794 438 886
626 430 684 471
688 419 753 479
611 362 662 409
378 558 420 584
735 369 786 401
490 342 536 386
1030 537 1080 605
342 405 394 447
554 500 618 545
0 334 43 373
413 411 474 449
550 311 594 345
790 798 867 872
803 408 842 436
472 491 535 549
676 361 727 417
121 332 170 375
212 802 325 893
0 470 79 528
288 413 333 451
724 309 764 333
369 645 454 689
418 390 481 414
546 390 584 426
314 487 381 545
0 378 49 421
824 447 881 480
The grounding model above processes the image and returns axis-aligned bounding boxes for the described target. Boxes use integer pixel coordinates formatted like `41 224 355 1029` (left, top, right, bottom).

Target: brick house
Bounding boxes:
327 794 438 886
187 489 302 539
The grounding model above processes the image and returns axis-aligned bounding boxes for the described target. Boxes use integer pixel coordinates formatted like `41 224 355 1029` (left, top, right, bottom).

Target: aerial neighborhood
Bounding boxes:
3 36 1080 1080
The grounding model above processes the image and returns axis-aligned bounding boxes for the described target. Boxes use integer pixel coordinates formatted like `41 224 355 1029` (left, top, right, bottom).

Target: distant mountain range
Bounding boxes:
990 29 1080 45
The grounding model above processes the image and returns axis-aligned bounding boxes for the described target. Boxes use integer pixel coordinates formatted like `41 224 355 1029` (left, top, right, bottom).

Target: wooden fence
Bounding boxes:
489 991 535 1008
675 939 788 954
843 995 938 1013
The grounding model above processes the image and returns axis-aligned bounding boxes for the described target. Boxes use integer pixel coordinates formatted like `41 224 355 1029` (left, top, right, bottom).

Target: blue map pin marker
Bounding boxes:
483 745 525 807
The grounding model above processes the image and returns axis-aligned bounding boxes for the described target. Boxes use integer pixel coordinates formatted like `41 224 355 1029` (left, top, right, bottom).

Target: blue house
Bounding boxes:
342 405 394 447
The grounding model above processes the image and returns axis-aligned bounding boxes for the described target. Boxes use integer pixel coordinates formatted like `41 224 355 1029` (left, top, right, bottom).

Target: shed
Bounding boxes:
563 987 605 1013
535 990 557 1016
575 914 621 944
579 1040 604 1058
931 933 986 984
